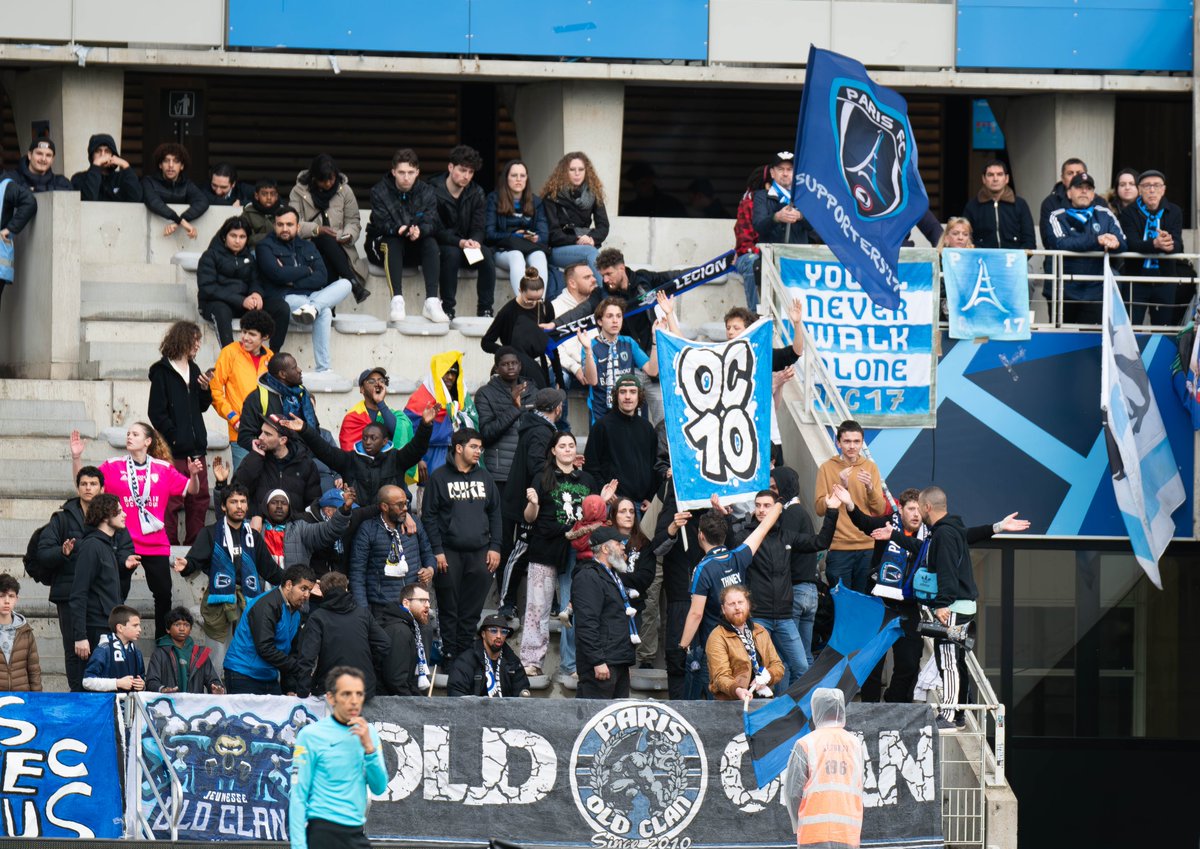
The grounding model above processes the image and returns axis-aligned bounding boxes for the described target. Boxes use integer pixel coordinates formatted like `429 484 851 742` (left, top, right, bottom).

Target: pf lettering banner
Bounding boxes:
132 693 326 841
361 697 942 849
657 319 773 509
792 45 929 311
942 248 1031 340
0 693 122 839
779 245 937 427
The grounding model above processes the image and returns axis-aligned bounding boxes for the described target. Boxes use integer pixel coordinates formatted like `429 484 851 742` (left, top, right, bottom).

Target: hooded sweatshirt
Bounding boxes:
404 351 477 473
9 155 71 193
814 452 886 550
70 134 142 202
295 586 390 698
583 406 661 504
422 461 503 554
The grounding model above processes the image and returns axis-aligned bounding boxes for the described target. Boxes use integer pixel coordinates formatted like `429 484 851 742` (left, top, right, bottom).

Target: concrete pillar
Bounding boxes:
3 68 125 177
512 81 626 208
1001 93 1116 246
0 193 82 379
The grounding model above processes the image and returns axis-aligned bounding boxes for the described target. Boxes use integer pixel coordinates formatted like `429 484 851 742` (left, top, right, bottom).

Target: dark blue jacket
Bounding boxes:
751 187 814 245
255 233 328 297
484 192 549 246
83 634 146 681
349 514 435 608
1044 203 1127 301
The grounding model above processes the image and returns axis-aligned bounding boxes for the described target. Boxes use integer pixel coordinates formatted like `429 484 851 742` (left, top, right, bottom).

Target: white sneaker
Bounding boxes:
422 297 450 323
292 304 318 325
389 295 406 322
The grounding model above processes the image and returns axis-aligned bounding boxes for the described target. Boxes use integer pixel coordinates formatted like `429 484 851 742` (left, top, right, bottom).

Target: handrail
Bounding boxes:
124 693 184 841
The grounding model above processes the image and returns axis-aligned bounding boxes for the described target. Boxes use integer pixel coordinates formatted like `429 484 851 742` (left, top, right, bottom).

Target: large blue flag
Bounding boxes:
657 319 773 509
745 585 902 786
1101 258 1185 588
793 45 929 311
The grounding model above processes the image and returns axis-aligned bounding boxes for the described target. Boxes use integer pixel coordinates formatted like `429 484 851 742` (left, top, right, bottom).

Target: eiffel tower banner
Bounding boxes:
776 245 938 428
942 248 1032 341
792 45 930 312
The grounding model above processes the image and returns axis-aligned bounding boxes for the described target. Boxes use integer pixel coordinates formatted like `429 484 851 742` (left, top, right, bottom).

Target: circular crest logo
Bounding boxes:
570 702 707 842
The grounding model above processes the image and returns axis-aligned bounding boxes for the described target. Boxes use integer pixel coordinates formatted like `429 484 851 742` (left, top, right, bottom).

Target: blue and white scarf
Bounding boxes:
1138 198 1164 270
604 564 641 645
410 611 431 691
769 180 792 206
207 520 259 605
483 654 502 697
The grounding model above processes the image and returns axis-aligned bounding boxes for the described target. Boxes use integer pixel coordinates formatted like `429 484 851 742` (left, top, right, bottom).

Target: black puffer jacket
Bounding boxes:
141 173 209 223
0 179 36 235
230 448 323 519
474 376 534 482
367 177 440 240
38 499 133 606
9 156 71 193
375 604 430 696
733 510 838 620
196 233 263 309
295 587 390 698
428 176 487 246
501 410 557 522
70 134 142 203
962 187 1036 249
542 191 609 247
296 419 432 505
447 639 530 697
147 357 212 458
572 559 637 670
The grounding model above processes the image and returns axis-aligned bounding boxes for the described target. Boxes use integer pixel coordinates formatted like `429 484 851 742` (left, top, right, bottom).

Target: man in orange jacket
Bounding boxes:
783 688 864 848
209 309 275 468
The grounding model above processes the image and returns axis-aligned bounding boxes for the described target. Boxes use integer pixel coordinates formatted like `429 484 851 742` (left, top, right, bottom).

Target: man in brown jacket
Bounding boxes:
814 420 886 593
706 584 783 703
0 575 41 691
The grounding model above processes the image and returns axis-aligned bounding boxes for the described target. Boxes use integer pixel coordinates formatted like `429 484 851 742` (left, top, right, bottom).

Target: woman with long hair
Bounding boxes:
480 266 564 388
485 159 551 302
197 216 292 349
520 432 616 680
1108 167 1139 215
937 217 974 250
541 151 609 300
290 152 370 302
75 422 203 640
147 320 212 546
608 496 659 667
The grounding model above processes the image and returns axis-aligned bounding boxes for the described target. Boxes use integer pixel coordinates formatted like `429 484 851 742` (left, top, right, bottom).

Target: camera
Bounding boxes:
917 617 976 651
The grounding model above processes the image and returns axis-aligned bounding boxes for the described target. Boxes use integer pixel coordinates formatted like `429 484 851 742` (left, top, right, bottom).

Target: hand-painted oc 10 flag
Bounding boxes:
793 45 929 311
1101 258 1184 589
657 320 773 510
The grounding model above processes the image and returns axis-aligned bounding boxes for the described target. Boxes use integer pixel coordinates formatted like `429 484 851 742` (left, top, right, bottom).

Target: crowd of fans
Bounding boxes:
3 135 1177 718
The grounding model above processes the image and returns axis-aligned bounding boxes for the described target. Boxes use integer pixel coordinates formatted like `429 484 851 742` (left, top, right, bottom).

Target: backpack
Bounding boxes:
907 537 937 603
22 520 56 586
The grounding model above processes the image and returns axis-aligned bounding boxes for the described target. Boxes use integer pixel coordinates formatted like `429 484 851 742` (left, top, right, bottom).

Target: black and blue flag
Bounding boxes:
792 45 929 311
744 584 903 786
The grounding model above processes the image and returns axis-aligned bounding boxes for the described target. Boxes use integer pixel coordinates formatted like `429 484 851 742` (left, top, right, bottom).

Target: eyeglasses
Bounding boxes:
484 627 511 636
1141 183 1165 191
363 377 389 387
409 597 431 605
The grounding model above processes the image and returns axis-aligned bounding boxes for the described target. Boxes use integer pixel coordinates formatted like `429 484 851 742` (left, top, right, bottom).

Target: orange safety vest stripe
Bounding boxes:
795 728 863 847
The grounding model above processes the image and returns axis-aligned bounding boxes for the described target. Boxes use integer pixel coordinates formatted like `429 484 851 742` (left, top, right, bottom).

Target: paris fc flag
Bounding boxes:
942 248 1031 340
793 45 929 311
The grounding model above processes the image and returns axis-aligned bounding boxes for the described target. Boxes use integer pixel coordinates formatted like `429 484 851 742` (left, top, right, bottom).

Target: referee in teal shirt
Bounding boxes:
289 666 388 849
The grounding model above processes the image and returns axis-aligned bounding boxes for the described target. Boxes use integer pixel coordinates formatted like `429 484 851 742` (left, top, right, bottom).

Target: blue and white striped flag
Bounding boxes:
1101 258 1184 588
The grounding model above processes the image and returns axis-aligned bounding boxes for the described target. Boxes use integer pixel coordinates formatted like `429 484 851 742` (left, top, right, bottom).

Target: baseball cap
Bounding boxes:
534 387 566 412
478 614 513 636
614 374 642 392
1069 172 1096 189
771 151 795 166
318 488 343 509
28 138 55 153
358 367 388 386
589 526 626 548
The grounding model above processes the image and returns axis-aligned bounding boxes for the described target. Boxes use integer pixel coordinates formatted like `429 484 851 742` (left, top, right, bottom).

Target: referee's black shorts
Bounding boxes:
307 818 370 849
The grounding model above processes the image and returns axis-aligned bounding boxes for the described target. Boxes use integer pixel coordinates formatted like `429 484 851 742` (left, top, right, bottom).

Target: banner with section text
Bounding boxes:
361 697 943 849
777 245 938 427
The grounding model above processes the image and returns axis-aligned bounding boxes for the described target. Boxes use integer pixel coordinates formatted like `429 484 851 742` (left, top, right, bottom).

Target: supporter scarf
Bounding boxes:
207 520 259 605
560 185 596 214
603 564 641 645
382 517 408 578
769 180 792 206
483 653 502 697
309 173 340 212
733 622 764 679
125 456 164 536
261 374 319 432
873 512 928 601
410 612 431 691
1138 198 1163 270
1065 205 1096 227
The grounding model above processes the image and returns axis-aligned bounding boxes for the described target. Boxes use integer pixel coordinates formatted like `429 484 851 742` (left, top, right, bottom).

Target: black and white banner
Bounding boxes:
361 698 943 849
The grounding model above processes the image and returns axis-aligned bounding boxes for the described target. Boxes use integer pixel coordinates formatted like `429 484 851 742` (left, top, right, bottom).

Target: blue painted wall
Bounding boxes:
865 331 1195 539
227 0 709 60
957 0 1194 72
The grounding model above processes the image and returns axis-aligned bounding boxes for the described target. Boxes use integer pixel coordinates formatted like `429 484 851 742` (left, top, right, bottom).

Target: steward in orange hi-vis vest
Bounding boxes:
782 688 864 848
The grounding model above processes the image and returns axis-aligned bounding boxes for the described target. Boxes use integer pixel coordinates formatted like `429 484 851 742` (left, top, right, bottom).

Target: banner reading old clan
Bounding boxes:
942 248 1031 341
657 319 773 508
778 245 937 427
132 693 326 841
361 697 942 849
0 693 122 839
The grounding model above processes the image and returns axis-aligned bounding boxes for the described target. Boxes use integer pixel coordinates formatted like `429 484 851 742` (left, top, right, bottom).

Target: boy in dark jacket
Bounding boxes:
295 572 390 699
447 614 530 697
422 429 503 667
146 607 224 693
141 142 209 239
367 148 442 322
71 133 142 202
83 605 146 692
8 138 72 193
70 494 139 658
428 145 495 320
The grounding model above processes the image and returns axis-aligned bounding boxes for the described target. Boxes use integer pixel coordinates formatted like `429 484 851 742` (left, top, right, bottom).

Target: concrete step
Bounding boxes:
0 437 110 463
81 281 193 322
0 460 89 500
81 339 218 370
82 262 180 285
0 399 97 438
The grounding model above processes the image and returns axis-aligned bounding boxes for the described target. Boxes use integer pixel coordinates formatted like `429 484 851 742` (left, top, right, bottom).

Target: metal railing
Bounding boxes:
124 694 185 841
759 244 1011 847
